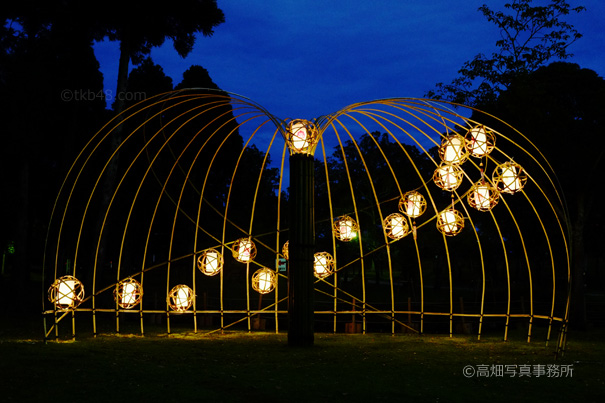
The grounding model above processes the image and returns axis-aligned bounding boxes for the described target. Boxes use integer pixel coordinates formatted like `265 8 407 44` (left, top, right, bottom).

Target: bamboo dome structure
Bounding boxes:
42 89 570 352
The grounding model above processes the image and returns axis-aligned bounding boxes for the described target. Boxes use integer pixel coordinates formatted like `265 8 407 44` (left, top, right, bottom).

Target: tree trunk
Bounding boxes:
90 30 130 283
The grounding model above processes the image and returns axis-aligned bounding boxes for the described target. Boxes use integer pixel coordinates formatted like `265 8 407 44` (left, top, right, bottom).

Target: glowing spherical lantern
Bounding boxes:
383 213 410 240
333 215 358 242
465 125 495 157
438 134 469 164
313 252 335 279
282 240 289 260
467 181 500 212
436 208 465 236
197 248 224 276
492 161 527 194
114 278 142 309
168 284 194 312
286 119 319 155
433 162 463 191
48 275 84 309
232 238 257 263
252 268 277 294
399 191 427 218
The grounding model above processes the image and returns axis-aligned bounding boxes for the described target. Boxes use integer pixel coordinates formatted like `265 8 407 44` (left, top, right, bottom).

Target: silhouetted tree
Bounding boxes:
488 62 605 327
428 0 585 106
0 15 107 311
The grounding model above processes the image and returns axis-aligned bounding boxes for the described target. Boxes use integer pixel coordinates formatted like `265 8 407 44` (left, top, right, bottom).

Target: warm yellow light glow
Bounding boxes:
169 284 194 312
282 241 289 260
286 119 318 155
313 252 334 279
465 125 495 157
197 249 223 276
468 181 499 212
437 208 464 236
433 162 463 191
252 268 276 294
383 213 409 240
57 280 76 307
439 134 468 164
114 278 143 309
399 191 426 218
291 121 309 151
240 240 252 261
493 161 527 194
48 275 84 309
233 238 257 263
333 215 358 242
475 185 491 209
502 165 521 192
122 282 137 305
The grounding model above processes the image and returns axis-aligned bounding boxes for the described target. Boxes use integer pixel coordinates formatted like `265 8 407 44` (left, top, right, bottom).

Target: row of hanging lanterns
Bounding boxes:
48 275 143 310
380 125 528 238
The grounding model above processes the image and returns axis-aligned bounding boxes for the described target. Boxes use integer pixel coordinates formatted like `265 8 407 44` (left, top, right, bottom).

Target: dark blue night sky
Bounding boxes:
94 0 604 120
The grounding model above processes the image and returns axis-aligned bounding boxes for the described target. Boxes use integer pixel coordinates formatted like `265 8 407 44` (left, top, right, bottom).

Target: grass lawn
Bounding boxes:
1 315 604 402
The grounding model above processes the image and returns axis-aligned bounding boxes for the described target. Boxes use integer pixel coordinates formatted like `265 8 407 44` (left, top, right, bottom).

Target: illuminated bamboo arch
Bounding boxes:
42 89 570 352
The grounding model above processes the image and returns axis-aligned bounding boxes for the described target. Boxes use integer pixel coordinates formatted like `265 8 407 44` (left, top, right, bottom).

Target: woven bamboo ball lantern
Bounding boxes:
467 181 500 212
232 238 257 263
282 240 289 260
168 284 194 312
433 162 464 191
438 134 469 164
197 248 224 276
313 252 335 279
114 278 143 309
252 268 277 294
48 275 85 309
465 125 495 157
285 119 319 155
492 161 527 194
436 208 465 236
333 215 359 242
383 213 410 240
399 191 427 218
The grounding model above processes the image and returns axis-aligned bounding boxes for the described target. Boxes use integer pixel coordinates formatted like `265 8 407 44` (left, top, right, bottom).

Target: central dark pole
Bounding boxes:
288 153 315 347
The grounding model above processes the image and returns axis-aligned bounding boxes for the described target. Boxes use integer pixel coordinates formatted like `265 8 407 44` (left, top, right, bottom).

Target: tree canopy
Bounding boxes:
428 0 585 106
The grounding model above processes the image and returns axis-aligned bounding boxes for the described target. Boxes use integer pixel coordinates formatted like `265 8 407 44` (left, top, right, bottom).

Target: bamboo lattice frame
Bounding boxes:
48 275 85 310
433 162 464 192
252 268 277 294
313 251 335 279
438 134 470 164
383 213 410 241
467 180 500 212
41 90 571 354
436 208 465 236
399 190 428 218
232 238 257 263
197 248 224 276
332 215 359 242
282 240 289 260
285 119 319 156
168 284 194 312
493 161 528 194
114 278 143 309
465 125 496 158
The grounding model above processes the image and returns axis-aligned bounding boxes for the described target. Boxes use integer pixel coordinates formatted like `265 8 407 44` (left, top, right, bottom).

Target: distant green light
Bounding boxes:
7 241 15 254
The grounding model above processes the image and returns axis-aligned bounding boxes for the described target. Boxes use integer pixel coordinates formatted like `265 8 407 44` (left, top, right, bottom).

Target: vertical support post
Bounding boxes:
288 153 315 347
